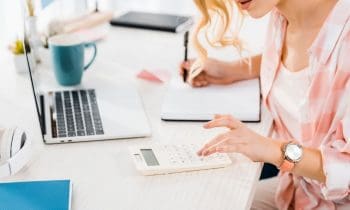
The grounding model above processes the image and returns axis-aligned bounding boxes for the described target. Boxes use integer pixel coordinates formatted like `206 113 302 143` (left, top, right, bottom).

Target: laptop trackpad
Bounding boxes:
95 85 150 138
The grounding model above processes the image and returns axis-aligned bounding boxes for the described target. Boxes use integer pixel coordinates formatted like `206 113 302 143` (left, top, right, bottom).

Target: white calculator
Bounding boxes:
129 144 232 175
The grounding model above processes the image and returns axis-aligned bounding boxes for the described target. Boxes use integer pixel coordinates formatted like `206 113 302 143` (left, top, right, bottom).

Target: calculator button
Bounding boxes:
141 144 231 173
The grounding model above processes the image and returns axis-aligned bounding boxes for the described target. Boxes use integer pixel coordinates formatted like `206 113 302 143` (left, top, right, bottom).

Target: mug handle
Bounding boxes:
84 43 97 70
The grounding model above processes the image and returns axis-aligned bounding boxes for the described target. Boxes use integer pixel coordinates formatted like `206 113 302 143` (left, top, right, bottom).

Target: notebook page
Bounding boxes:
161 77 261 121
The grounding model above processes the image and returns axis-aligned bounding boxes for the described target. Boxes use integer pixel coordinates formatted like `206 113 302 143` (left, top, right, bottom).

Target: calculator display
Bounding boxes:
141 149 159 166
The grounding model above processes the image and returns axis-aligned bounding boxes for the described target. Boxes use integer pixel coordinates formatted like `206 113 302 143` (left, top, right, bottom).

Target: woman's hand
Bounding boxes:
179 58 245 87
179 55 262 88
197 114 282 165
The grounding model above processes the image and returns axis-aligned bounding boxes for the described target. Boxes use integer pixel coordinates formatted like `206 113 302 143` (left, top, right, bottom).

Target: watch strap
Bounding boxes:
279 159 295 172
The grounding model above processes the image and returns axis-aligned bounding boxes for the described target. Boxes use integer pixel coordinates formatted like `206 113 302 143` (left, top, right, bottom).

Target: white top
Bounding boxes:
270 64 312 140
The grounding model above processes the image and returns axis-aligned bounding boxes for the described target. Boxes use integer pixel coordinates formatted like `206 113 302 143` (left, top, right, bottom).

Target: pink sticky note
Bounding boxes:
137 69 170 83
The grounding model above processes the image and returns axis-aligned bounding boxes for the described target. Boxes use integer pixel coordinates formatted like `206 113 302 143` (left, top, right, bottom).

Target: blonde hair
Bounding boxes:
192 0 244 61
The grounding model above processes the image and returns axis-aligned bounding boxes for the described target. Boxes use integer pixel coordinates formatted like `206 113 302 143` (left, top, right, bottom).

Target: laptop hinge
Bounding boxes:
39 95 47 135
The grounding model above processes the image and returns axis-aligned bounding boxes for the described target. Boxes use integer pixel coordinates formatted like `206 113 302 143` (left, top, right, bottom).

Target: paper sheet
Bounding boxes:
161 77 261 121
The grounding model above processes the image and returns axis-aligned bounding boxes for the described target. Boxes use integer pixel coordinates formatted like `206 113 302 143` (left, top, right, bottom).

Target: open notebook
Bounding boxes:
161 77 261 122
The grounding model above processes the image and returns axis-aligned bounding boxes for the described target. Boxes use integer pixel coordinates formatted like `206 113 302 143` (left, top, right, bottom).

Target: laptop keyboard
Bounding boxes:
53 89 104 138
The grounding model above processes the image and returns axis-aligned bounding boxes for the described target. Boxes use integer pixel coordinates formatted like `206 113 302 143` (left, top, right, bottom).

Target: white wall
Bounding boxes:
0 0 24 50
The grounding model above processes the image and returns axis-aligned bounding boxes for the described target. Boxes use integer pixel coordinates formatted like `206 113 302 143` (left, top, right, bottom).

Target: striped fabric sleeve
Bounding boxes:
320 126 350 201
320 98 350 200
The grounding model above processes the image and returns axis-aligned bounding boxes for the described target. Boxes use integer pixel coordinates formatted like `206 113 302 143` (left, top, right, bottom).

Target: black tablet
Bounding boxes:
110 11 193 33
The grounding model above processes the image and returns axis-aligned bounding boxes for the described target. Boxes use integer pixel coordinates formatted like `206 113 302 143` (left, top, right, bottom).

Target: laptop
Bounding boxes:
23 32 151 145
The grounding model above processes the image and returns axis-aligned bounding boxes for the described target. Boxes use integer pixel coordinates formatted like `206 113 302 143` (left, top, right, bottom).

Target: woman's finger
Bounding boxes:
193 81 203 87
200 132 246 156
186 72 211 87
192 73 206 82
179 67 185 76
185 59 195 69
201 137 230 156
200 80 209 87
214 114 224 119
204 74 236 85
179 62 189 76
201 147 218 156
192 76 205 84
216 144 242 153
204 116 242 129
191 73 207 87
194 76 209 87
205 141 244 156
179 60 195 76
197 133 229 155
213 114 233 120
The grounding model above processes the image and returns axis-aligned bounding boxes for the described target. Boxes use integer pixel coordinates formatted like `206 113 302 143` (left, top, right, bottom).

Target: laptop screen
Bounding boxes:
23 22 46 137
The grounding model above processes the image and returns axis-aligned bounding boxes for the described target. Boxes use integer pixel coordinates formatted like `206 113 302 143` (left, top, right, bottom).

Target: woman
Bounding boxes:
181 0 350 209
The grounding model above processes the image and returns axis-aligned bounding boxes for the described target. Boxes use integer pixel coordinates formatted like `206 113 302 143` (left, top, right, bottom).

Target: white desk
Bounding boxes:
0 26 272 210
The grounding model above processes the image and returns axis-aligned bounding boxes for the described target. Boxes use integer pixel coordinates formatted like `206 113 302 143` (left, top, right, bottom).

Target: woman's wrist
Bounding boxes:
206 59 239 78
229 60 251 80
230 58 260 81
263 138 284 167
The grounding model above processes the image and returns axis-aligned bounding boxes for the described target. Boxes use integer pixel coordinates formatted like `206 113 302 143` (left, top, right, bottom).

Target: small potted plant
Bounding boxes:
9 39 35 73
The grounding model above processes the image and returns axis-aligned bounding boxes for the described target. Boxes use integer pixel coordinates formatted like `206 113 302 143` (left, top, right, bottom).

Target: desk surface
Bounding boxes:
0 26 272 210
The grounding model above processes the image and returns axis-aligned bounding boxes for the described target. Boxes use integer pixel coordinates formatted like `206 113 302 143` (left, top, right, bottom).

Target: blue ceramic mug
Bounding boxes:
49 34 97 86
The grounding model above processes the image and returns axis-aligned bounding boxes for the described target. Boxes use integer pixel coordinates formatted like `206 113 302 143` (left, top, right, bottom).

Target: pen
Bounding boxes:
95 0 99 12
183 31 189 82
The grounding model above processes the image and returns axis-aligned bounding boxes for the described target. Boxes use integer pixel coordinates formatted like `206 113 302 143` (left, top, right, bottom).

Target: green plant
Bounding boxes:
9 40 25 55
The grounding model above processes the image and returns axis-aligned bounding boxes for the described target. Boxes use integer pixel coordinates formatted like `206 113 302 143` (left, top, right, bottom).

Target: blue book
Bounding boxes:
0 180 72 210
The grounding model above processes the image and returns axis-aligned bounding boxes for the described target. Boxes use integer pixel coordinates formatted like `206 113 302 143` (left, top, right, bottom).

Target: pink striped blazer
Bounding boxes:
260 0 350 209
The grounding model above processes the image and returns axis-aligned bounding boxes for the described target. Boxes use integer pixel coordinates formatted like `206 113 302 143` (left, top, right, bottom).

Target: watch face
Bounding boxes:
285 144 303 161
